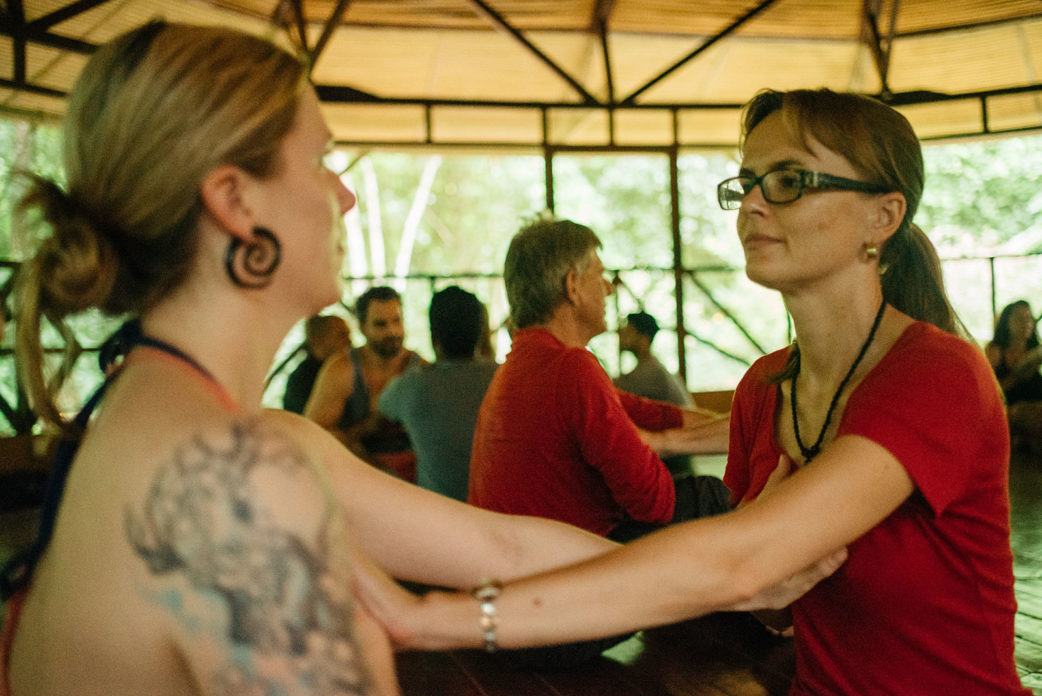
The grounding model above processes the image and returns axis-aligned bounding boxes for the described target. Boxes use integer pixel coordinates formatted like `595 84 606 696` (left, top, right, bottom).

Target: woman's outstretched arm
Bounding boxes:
356 434 911 651
267 409 618 589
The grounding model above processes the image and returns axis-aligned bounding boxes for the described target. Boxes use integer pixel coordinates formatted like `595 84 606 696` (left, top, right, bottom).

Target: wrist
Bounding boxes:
470 578 503 652
410 586 498 652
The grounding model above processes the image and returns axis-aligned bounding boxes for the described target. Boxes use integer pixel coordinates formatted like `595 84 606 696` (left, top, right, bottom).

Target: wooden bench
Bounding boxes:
691 390 734 415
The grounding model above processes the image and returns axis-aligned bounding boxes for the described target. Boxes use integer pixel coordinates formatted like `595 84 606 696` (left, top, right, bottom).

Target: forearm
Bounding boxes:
394 510 618 588
479 513 618 582
681 407 728 428
365 436 912 654
648 415 730 456
332 452 616 588
399 518 760 651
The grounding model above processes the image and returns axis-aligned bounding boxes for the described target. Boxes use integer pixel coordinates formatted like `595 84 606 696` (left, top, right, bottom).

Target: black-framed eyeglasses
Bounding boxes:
716 169 891 211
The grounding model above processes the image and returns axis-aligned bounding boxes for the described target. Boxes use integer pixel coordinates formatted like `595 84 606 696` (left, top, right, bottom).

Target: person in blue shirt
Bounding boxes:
379 286 498 501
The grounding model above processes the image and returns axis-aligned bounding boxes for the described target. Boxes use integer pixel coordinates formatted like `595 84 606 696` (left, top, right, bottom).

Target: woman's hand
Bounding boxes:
350 547 425 650
736 452 792 508
730 454 846 618
725 545 847 612
352 554 486 653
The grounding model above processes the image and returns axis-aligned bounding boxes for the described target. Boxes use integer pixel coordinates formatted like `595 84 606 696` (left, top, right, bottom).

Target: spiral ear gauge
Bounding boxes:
225 227 281 289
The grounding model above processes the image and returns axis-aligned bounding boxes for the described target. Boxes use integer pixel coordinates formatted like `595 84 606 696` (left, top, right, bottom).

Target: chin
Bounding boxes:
743 264 787 292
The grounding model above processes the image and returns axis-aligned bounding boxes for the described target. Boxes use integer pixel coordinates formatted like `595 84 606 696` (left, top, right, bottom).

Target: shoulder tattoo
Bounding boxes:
125 420 373 694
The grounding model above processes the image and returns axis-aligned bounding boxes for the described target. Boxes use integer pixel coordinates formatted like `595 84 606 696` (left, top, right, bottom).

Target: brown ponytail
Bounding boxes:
880 223 968 338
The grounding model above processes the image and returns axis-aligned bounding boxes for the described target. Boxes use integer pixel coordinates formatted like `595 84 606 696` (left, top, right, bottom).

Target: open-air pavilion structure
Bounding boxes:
1 0 1041 387
0 2 1039 396
2 1 1041 147
0 3 1041 694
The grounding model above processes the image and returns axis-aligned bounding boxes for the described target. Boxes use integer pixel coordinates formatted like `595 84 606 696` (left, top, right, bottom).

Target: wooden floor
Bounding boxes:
1011 449 1042 694
396 451 1042 695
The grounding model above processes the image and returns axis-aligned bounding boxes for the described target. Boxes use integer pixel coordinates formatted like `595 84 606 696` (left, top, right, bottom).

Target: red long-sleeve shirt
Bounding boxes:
468 328 679 536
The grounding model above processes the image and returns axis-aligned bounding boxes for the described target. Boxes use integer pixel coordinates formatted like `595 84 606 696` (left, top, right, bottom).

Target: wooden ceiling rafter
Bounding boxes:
282 0 310 54
465 0 599 105
861 0 901 98
0 1 1040 146
592 0 616 105
0 0 97 98
5 0 26 85
308 0 351 69
620 0 780 106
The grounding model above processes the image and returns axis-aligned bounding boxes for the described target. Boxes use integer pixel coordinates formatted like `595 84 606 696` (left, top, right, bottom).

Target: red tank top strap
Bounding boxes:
0 590 25 696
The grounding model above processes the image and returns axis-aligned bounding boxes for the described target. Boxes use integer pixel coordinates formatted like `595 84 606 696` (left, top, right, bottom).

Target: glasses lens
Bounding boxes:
717 178 748 210
763 170 803 204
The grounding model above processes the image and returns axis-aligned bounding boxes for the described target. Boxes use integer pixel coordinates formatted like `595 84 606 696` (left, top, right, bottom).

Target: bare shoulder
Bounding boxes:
321 350 355 377
983 341 1001 365
123 417 377 694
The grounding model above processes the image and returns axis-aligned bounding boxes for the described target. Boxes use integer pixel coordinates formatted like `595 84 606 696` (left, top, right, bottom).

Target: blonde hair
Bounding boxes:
15 22 307 429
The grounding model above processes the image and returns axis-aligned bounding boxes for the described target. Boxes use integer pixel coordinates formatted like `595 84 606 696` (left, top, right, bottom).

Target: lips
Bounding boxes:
741 233 781 252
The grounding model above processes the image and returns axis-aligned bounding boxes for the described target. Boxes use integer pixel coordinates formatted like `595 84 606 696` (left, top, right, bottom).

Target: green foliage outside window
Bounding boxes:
1 113 1042 435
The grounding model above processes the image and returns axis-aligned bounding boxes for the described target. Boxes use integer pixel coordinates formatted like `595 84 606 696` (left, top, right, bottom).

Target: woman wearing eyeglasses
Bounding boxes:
357 89 1027 695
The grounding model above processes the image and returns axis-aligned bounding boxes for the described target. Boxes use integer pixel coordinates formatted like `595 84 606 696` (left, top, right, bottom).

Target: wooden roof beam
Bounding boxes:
464 0 600 105
27 0 110 32
861 0 900 99
271 0 309 53
2 0 27 84
309 0 352 69
620 0 780 106
592 0 617 104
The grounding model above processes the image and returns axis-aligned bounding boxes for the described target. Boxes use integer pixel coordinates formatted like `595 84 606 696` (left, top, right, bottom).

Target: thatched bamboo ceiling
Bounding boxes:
1 0 1041 150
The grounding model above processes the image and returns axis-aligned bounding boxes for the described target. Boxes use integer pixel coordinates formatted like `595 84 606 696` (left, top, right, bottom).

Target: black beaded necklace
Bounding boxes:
790 299 887 463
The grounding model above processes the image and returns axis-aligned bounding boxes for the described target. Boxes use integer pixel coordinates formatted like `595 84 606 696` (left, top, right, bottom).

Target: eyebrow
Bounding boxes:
738 158 804 177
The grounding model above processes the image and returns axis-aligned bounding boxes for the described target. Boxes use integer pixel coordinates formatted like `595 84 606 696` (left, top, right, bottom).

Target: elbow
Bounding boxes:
728 570 768 608
705 551 781 612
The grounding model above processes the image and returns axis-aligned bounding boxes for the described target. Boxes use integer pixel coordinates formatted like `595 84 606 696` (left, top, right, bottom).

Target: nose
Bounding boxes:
333 172 356 215
740 182 769 211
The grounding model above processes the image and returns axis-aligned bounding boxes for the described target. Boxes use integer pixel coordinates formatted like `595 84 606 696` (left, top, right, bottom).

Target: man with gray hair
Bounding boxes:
469 218 729 542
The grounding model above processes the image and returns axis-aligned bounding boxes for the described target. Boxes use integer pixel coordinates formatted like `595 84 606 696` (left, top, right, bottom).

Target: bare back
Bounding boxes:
9 351 380 695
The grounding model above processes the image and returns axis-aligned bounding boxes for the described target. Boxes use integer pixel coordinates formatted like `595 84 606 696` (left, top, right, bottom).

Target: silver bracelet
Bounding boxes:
470 579 502 653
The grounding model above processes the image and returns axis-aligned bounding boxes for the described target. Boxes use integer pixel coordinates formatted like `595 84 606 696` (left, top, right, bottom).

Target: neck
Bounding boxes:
786 287 886 383
538 308 596 348
141 292 294 412
633 346 653 361
362 343 405 367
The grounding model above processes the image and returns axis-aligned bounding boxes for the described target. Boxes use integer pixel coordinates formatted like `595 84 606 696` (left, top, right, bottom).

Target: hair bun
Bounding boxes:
21 176 118 316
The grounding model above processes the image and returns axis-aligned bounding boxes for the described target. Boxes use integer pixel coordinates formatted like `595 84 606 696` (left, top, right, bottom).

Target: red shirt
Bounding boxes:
725 322 1029 695
469 328 679 535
